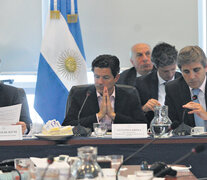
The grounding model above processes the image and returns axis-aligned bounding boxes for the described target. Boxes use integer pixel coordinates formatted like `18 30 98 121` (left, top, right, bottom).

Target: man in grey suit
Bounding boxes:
135 42 181 126
62 54 146 130
0 83 31 134
117 43 154 86
165 46 207 129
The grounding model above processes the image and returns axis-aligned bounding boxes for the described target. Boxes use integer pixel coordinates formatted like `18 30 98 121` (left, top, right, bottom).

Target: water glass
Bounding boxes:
93 123 107 137
110 155 124 171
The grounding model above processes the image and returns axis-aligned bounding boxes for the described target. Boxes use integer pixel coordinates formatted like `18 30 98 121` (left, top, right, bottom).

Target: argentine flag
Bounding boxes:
34 0 87 124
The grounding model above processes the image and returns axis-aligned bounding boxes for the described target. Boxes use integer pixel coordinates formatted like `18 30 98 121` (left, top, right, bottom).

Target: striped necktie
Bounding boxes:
192 88 204 127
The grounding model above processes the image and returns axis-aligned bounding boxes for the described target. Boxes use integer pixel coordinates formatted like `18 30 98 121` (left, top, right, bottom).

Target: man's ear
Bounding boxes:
205 65 207 72
115 74 120 82
130 58 134 66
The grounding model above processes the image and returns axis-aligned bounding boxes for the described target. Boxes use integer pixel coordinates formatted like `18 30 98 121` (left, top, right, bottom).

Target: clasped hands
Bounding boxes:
183 102 207 120
97 87 116 121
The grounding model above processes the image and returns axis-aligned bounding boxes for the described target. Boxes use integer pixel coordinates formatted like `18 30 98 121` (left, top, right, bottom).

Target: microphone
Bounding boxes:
72 90 92 136
173 95 198 136
77 90 91 121
41 156 54 180
172 144 205 165
115 121 179 180
192 95 197 101
152 144 205 179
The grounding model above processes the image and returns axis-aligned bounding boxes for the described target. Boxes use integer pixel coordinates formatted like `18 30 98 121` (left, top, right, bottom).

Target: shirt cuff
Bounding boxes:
96 113 100 123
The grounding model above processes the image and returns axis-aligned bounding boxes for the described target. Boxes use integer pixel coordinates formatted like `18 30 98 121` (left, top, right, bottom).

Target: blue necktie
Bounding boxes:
192 89 205 127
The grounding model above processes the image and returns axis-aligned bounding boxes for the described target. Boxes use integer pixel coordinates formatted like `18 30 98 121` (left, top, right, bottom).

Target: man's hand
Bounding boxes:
97 87 108 120
105 87 116 120
97 86 116 120
16 121 27 134
142 99 161 112
183 102 207 120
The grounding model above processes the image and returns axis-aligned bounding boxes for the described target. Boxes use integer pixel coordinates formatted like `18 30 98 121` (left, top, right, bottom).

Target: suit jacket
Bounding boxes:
165 76 207 127
135 70 182 126
117 66 157 86
116 67 137 86
62 84 147 130
0 83 32 131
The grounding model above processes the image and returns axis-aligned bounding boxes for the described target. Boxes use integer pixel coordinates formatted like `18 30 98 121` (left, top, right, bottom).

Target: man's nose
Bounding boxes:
169 71 175 78
189 72 195 79
97 77 104 84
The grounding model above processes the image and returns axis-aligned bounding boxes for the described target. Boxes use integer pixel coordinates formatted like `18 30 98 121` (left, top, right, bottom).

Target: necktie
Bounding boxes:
192 89 204 127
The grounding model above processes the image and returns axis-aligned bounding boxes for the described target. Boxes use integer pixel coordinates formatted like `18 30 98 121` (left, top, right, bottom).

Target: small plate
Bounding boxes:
34 134 73 140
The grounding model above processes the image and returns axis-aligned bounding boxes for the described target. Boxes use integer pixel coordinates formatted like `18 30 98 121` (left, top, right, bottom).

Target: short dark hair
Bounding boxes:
91 55 120 77
177 46 207 69
151 42 178 68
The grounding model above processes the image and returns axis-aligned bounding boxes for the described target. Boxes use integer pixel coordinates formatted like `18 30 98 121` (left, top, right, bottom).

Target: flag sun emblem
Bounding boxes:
57 49 82 80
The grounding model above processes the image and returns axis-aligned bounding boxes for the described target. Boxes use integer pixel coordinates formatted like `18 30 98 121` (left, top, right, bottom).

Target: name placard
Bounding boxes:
0 125 22 140
112 124 148 139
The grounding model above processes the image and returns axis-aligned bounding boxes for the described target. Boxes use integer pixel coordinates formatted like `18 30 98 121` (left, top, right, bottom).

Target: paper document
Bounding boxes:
0 104 22 125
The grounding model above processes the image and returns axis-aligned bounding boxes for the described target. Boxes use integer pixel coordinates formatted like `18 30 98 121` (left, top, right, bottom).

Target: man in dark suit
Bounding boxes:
135 42 181 126
62 54 146 130
165 46 207 129
0 83 31 134
117 43 154 86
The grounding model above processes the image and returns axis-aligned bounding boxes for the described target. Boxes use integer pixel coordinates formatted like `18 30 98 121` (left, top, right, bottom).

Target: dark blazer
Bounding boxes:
135 70 182 126
165 76 207 127
117 67 137 86
117 66 157 86
0 83 31 131
62 84 147 130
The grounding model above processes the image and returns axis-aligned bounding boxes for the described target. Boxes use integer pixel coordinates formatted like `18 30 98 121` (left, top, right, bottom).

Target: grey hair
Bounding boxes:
177 46 207 69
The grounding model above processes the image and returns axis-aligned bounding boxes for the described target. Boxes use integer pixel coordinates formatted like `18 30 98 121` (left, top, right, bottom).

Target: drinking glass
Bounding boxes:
93 123 107 137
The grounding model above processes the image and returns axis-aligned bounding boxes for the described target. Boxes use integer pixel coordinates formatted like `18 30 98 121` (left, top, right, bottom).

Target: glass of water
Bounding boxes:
93 123 107 137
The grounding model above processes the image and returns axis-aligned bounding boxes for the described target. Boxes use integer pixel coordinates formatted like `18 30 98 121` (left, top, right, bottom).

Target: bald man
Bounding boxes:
117 43 154 86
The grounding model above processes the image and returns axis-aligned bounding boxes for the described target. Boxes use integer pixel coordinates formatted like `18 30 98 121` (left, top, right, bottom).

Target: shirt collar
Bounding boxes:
136 72 142 77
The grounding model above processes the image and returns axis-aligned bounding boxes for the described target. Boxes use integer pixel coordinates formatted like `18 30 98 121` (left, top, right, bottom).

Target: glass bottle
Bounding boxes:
150 105 172 138
71 146 103 179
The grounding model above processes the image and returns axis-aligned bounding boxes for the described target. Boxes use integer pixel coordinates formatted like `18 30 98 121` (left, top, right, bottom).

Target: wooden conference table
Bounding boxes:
0 135 206 179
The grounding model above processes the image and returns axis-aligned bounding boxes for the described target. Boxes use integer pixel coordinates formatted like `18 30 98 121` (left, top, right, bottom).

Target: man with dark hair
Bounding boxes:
135 42 181 126
62 54 146 130
165 46 207 129
117 43 154 86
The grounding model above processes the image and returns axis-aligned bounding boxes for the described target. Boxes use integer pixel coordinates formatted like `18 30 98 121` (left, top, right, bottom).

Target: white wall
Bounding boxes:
0 0 42 73
78 0 198 70
0 0 199 73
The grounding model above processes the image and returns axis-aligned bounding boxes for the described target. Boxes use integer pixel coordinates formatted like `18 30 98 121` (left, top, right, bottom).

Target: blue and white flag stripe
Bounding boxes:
34 0 87 124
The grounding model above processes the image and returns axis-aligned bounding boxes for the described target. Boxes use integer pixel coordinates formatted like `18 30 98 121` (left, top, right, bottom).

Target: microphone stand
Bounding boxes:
115 122 179 180
72 91 92 136
173 95 198 136
151 144 205 179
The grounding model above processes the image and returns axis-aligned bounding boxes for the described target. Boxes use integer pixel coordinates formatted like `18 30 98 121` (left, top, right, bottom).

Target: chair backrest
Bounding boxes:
65 84 92 117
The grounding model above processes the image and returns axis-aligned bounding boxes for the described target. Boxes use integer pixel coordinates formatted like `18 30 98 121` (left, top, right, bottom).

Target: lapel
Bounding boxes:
180 77 195 125
114 85 120 113
180 77 192 104
127 67 136 85
85 85 99 113
150 71 159 99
